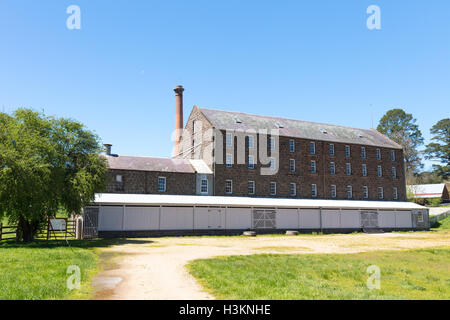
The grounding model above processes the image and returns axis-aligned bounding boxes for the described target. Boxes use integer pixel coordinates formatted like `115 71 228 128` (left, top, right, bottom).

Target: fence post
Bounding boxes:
0 222 2 241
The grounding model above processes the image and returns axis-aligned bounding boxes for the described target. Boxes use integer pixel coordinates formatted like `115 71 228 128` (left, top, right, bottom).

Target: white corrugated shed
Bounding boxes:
94 193 425 210
407 184 445 199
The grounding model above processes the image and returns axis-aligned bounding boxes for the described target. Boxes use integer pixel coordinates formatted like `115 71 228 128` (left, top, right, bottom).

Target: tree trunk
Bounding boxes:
16 216 36 243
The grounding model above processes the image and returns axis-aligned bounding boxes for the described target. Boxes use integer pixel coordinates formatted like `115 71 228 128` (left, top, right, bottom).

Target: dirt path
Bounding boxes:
91 231 450 300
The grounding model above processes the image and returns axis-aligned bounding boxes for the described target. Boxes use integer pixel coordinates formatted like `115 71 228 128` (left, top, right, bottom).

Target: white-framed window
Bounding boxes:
226 133 233 147
346 163 352 176
270 182 277 195
345 145 351 158
331 185 337 198
226 153 233 168
270 157 276 171
390 150 396 161
201 179 208 194
346 185 353 199
377 165 383 178
362 164 367 177
290 183 297 197
361 147 366 159
376 148 381 160
269 137 275 151
289 159 296 172
393 187 398 200
310 142 316 155
248 135 255 149
289 139 295 152
418 211 424 222
329 144 335 156
158 177 166 192
248 181 255 195
311 160 316 174
248 155 255 169
115 175 123 183
378 187 384 200
392 167 397 179
330 162 336 175
311 184 317 197
225 180 233 194
363 186 369 199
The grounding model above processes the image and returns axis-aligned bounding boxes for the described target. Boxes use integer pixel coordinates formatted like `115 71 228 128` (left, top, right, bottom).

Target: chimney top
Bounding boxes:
174 85 184 96
104 144 112 156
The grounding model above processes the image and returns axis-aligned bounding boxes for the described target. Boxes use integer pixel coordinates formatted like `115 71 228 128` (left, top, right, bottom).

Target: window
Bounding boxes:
362 164 367 177
248 155 255 169
269 137 275 151
289 159 296 172
270 182 277 195
311 184 317 197
201 179 208 194
331 185 337 198
378 187 384 200
377 165 382 177
329 144 335 156
226 154 233 168
270 158 276 171
390 150 396 161
289 140 295 152
311 160 317 174
248 181 255 195
226 133 233 147
393 187 398 200
392 167 397 179
346 163 352 176
310 142 316 154
345 145 351 158
346 186 353 199
290 183 297 197
225 180 233 194
363 186 369 199
361 147 366 159
418 211 424 222
115 175 123 183
376 148 381 160
248 135 254 149
330 162 336 175
158 177 166 192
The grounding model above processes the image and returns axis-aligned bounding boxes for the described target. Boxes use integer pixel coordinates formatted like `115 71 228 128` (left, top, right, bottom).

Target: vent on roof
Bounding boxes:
275 121 284 128
320 128 328 134
233 116 242 123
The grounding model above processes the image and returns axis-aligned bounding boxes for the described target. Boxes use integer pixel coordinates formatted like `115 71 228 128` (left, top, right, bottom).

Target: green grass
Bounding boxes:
188 248 450 300
434 216 450 230
0 239 128 300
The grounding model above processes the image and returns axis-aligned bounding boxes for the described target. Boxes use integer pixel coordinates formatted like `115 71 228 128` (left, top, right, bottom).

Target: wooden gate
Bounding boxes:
252 209 276 229
361 211 379 228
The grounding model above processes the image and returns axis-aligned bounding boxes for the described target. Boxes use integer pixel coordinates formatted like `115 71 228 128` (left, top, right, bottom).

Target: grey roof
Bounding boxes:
199 107 402 149
106 155 195 173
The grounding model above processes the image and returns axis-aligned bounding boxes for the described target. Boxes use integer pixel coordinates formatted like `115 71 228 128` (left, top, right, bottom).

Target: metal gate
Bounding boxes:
83 207 99 239
361 211 379 228
252 209 276 229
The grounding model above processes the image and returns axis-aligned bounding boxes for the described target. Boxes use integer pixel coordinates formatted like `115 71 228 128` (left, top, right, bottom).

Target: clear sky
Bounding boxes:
1 1 449 170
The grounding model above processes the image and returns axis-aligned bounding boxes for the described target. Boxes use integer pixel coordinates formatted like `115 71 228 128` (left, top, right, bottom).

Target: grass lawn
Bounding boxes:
0 239 126 300
188 248 450 300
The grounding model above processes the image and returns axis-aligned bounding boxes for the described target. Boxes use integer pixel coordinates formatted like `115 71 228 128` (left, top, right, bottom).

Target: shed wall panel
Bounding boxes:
340 210 361 228
277 209 299 229
99 206 123 231
124 207 159 231
225 208 252 229
160 207 194 230
194 207 225 229
379 211 396 228
322 210 341 228
395 211 413 228
300 209 321 229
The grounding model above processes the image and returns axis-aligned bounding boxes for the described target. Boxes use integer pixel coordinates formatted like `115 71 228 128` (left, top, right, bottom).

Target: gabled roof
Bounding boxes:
105 155 195 173
198 107 402 149
407 184 446 199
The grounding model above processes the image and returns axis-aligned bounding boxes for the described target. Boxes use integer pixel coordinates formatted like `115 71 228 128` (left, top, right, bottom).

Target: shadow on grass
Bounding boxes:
0 238 154 249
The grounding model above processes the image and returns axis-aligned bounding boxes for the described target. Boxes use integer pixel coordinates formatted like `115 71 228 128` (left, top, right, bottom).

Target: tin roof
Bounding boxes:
198 107 402 149
93 193 426 210
407 184 446 199
106 155 196 173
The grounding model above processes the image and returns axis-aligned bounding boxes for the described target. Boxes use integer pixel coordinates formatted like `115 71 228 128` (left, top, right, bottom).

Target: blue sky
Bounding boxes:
0 1 449 170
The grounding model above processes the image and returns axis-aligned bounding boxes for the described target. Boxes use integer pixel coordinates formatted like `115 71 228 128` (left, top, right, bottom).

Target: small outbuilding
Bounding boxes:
407 184 450 203
83 194 429 238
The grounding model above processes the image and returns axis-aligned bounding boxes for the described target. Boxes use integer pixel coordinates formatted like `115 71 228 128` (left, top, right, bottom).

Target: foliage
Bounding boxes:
188 249 450 300
0 109 107 242
377 109 424 177
427 198 443 207
425 118 450 180
433 216 450 230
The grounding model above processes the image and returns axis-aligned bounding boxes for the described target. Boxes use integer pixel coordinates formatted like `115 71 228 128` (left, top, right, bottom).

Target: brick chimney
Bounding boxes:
174 85 184 156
